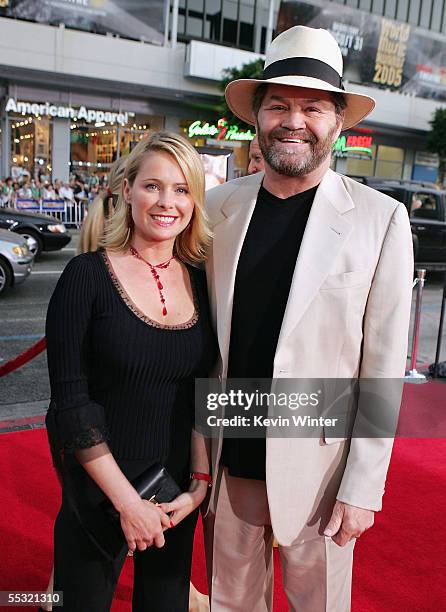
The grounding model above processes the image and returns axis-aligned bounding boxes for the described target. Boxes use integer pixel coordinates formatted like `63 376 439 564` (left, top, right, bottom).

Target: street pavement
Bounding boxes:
0 233 78 427
1 231 445 428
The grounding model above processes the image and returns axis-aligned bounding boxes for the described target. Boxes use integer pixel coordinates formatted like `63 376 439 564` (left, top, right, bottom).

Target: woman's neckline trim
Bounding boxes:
100 250 199 330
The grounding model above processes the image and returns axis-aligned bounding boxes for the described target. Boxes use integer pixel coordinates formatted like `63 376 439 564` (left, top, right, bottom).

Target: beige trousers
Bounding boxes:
204 469 355 612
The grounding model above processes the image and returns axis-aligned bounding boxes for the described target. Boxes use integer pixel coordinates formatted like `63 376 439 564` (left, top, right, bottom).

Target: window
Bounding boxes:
205 0 221 40
359 0 373 11
185 0 205 38
177 0 265 51
430 0 444 32
119 114 164 156
375 145 404 179
9 114 52 181
408 0 422 25
419 0 434 29
410 192 439 219
70 114 163 179
372 0 385 14
384 0 397 18
380 188 405 203
345 144 377 177
396 0 410 22
70 123 119 176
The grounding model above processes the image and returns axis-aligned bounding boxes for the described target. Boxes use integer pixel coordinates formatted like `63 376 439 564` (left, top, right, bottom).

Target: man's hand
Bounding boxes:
324 501 374 547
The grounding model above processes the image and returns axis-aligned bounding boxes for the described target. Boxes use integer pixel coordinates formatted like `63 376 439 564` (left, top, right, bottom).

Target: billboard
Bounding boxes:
277 1 446 101
0 0 165 45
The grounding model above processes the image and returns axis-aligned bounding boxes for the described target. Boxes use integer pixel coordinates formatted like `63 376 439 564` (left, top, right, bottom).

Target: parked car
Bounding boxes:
0 207 71 257
353 177 446 270
0 229 34 296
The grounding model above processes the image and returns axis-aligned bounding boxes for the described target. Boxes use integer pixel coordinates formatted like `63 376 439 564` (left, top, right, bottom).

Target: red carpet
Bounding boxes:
1 382 445 610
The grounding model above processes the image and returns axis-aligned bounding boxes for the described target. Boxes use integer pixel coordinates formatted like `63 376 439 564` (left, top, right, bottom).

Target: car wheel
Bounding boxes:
0 256 12 296
17 229 42 258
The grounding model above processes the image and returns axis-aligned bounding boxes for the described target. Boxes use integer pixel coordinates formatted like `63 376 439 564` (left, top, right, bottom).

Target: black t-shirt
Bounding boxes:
221 183 317 480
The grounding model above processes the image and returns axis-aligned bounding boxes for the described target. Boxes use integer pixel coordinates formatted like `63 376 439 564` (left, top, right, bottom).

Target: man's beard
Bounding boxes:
258 125 338 177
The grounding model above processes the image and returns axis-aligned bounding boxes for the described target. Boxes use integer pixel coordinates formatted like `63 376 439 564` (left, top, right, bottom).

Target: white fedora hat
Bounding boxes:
225 25 375 131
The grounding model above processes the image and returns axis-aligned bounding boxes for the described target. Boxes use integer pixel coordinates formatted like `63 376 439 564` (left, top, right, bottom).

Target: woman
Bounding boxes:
77 157 127 255
1 177 14 206
40 156 128 612
43 154 209 612
42 183 57 201
45 132 216 611
18 180 33 199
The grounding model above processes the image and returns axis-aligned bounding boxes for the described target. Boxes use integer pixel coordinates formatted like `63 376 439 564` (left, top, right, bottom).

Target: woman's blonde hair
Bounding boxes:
100 131 211 263
77 156 128 254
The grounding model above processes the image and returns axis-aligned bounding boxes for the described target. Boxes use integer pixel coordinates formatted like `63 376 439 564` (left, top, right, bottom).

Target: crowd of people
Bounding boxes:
0 174 108 208
1 144 261 211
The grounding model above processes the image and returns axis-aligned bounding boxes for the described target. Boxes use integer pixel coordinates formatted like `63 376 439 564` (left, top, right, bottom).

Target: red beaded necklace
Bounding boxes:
129 245 175 317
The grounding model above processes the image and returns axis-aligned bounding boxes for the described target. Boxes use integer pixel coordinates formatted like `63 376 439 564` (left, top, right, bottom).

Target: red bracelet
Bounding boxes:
190 472 212 487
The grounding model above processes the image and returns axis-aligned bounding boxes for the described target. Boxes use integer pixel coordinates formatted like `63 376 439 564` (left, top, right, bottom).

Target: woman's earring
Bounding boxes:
124 226 131 245
125 201 133 246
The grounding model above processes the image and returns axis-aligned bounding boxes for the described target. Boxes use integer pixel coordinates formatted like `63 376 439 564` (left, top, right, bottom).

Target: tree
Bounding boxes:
218 58 264 129
426 108 446 186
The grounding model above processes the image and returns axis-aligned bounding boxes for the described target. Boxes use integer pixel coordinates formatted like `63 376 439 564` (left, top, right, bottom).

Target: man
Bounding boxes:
204 26 413 611
18 179 33 199
59 181 74 201
247 136 265 175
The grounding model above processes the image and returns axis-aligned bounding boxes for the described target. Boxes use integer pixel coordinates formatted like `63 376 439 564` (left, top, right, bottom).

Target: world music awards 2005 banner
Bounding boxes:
0 0 165 46
278 1 446 101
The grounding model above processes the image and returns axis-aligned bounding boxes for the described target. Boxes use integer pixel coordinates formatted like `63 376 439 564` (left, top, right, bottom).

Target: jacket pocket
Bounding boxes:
322 427 349 445
320 269 370 290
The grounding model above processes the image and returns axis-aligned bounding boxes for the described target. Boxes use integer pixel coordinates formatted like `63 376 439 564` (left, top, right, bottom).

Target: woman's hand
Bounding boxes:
159 480 208 527
119 497 171 553
74 447 173 552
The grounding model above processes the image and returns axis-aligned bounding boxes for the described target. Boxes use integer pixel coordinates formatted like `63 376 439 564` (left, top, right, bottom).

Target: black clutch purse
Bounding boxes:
71 463 182 561
102 463 182 522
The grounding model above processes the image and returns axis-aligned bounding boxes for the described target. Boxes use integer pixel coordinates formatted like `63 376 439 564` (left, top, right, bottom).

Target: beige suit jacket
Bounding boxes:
204 168 413 546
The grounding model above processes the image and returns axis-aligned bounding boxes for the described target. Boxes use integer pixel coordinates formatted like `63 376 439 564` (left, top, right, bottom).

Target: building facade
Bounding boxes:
0 0 445 183
277 0 446 182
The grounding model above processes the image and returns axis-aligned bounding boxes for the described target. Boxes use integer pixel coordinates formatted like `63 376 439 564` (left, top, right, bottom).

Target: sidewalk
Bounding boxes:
0 399 47 433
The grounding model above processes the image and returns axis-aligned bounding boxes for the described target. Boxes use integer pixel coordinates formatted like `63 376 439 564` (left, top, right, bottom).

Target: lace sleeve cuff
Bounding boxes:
46 399 108 454
63 425 110 453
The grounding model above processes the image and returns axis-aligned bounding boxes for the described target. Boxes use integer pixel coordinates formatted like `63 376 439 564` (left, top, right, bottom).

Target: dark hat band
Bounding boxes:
263 57 344 90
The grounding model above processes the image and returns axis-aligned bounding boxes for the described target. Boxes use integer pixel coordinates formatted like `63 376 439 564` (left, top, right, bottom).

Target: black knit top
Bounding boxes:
46 251 217 475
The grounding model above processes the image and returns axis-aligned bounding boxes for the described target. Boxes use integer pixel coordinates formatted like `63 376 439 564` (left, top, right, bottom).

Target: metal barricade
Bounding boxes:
405 269 427 383
431 270 446 378
15 198 40 211
42 199 65 213
14 198 87 228
61 197 88 227
41 199 67 226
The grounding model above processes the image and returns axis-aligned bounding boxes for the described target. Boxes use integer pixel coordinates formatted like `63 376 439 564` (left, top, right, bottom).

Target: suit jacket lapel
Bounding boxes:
213 173 264 372
275 170 355 360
